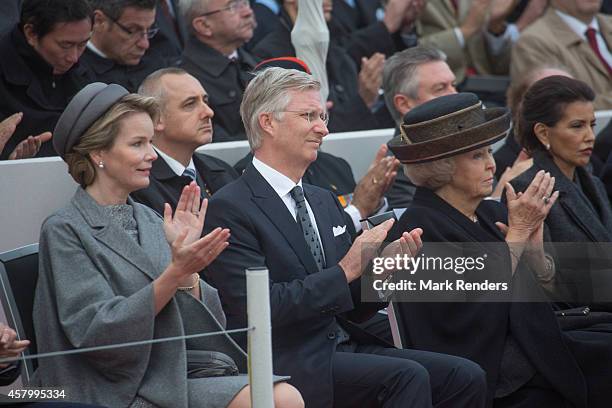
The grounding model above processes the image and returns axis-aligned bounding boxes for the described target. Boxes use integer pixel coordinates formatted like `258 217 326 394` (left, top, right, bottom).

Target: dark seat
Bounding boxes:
0 243 39 383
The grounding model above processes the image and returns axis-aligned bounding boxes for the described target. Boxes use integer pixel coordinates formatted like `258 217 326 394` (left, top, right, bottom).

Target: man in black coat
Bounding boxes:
0 0 93 159
204 66 487 408
131 68 238 215
80 0 166 92
179 0 259 142
252 0 384 133
149 0 189 64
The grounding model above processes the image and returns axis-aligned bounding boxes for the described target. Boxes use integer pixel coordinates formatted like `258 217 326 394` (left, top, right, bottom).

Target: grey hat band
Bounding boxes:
54 83 129 159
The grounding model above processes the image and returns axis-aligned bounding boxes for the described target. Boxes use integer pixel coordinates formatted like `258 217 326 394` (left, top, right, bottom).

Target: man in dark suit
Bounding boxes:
131 67 238 215
150 0 188 63
204 67 487 408
81 0 166 92
179 0 259 142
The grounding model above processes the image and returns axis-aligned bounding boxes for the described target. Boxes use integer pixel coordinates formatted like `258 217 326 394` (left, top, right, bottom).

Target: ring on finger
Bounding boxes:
192 211 199 216
542 196 550 204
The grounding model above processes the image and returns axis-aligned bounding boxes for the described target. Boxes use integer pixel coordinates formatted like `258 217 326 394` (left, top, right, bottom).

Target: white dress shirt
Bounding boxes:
252 157 325 263
556 10 612 69
154 146 196 177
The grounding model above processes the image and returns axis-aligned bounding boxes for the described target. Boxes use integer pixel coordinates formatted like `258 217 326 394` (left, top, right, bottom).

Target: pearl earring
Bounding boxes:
545 144 550 150
98 161 104 168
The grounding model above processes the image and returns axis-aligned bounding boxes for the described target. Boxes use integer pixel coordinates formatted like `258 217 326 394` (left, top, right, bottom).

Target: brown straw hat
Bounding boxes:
388 93 511 164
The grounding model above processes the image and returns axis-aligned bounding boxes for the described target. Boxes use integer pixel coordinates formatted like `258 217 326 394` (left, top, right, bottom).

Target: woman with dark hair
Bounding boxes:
32 83 303 408
387 92 612 408
512 75 612 308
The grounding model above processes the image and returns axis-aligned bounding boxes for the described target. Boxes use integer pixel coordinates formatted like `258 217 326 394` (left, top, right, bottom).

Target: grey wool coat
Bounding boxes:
32 188 249 408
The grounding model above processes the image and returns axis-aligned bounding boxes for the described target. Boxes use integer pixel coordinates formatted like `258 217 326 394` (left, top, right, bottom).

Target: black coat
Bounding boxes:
388 187 590 407
251 11 382 133
79 47 167 93
329 0 405 65
512 150 612 308
204 163 388 407
180 38 258 142
0 26 94 159
130 152 238 216
149 0 189 64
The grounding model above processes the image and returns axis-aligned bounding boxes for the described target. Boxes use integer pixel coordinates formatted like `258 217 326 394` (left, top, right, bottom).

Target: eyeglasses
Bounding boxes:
281 110 330 126
200 0 250 17
106 14 159 40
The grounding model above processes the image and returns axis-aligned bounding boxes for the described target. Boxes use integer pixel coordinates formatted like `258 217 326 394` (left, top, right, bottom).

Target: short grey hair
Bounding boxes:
241 67 321 151
403 158 456 190
178 0 210 33
138 67 190 112
383 46 447 123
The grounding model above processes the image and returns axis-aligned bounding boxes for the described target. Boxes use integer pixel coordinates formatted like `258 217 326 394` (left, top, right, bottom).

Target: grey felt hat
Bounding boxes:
53 83 129 159
388 93 511 164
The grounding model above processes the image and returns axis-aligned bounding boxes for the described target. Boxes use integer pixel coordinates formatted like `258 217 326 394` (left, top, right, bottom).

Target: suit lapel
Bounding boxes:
244 165 320 274
72 188 161 281
550 10 610 78
305 185 336 267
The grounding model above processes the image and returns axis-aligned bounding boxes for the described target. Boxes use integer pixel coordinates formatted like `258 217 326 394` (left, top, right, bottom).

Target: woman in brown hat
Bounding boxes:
32 83 303 408
387 92 612 407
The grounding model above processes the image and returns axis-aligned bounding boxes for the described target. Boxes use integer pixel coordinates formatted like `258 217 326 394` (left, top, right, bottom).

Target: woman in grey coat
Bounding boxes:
32 83 303 408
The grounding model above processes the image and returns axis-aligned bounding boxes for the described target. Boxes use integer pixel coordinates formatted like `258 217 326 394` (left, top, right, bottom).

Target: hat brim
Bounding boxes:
388 107 511 164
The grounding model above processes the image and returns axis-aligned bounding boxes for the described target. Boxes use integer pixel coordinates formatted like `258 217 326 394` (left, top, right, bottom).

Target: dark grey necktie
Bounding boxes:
290 186 323 271
182 168 197 181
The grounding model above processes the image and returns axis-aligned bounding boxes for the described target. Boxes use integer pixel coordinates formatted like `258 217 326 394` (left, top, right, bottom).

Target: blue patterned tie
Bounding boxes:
182 168 197 181
290 186 323 271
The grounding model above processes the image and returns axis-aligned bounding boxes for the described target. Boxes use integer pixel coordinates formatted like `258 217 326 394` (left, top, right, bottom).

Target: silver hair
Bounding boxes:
178 0 210 32
240 67 321 151
403 158 456 190
383 46 447 123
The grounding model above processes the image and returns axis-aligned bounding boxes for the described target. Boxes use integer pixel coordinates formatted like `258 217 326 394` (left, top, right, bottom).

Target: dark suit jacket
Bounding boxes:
180 38 258 142
329 0 404 65
131 152 238 216
79 47 167 92
0 26 94 159
388 187 588 407
204 163 388 407
149 0 188 64
252 11 381 133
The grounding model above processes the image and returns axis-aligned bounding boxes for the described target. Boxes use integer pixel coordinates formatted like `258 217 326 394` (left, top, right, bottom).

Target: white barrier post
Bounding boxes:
247 267 274 408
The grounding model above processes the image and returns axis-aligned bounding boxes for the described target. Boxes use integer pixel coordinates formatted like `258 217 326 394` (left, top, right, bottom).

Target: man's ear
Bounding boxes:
92 10 107 31
258 112 275 137
22 24 38 48
154 112 166 133
393 94 417 119
192 16 212 38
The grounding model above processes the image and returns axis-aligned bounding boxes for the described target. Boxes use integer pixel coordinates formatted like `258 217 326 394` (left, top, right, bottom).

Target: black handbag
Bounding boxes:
186 350 240 378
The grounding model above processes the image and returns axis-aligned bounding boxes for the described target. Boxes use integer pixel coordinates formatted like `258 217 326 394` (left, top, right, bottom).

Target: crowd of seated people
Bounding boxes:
2 0 612 407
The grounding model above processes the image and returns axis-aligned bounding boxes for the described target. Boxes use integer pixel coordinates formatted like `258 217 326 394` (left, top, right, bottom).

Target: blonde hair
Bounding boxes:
403 158 456 190
65 94 159 187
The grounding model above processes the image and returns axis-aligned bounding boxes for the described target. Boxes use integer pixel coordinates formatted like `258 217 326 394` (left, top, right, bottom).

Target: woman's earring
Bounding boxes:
98 161 104 169
545 144 550 150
